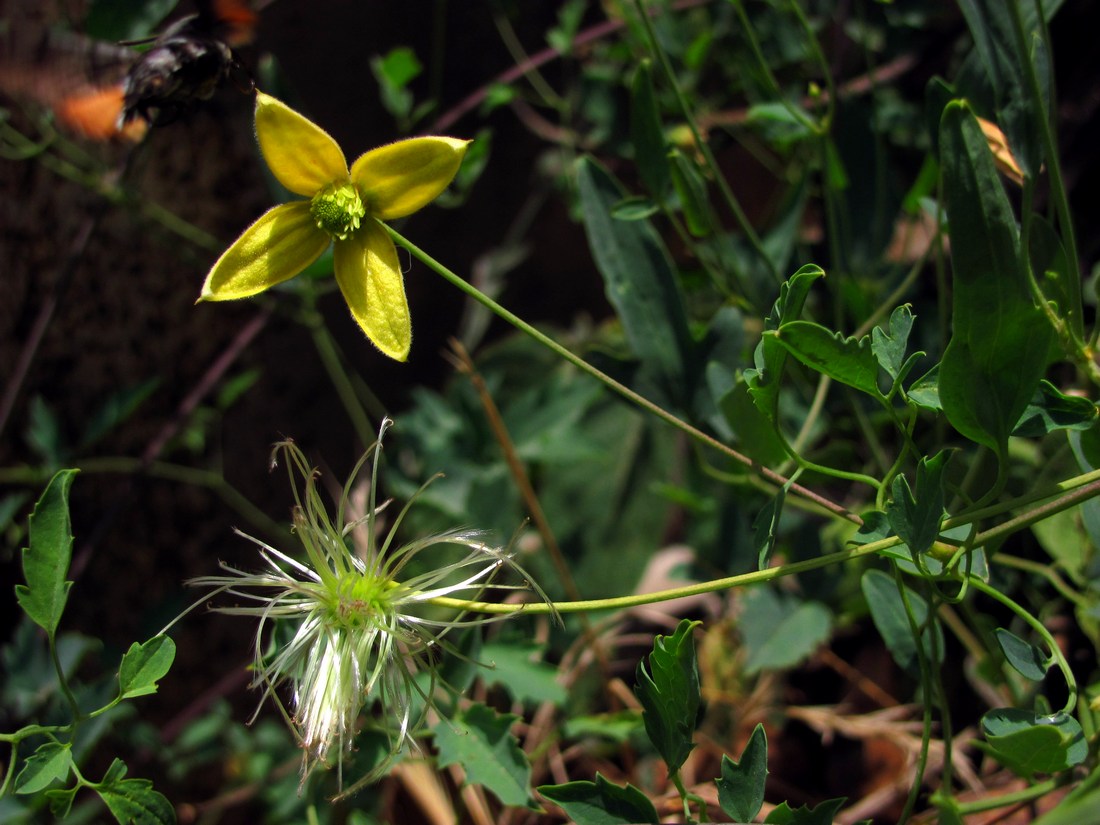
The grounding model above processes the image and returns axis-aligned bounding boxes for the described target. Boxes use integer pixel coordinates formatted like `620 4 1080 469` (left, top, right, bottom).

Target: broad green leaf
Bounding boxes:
956 0 1063 178
539 773 660 825
862 569 944 673
14 742 72 794
886 451 948 557
769 321 882 398
938 101 1053 456
741 587 832 674
481 641 567 706
15 470 78 637
630 61 671 198
994 628 1049 681
871 305 916 382
634 619 702 772
1012 380 1098 437
716 724 768 823
981 709 1086 776
576 156 695 406
765 796 846 825
118 636 176 700
746 264 826 424
433 704 535 808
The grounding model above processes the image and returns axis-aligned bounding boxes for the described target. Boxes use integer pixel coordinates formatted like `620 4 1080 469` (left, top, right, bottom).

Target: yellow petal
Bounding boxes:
200 202 329 300
350 137 469 220
255 91 348 196
333 219 411 361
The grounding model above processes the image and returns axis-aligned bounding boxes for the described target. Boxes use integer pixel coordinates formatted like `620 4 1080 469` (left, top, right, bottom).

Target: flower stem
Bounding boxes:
387 226 860 526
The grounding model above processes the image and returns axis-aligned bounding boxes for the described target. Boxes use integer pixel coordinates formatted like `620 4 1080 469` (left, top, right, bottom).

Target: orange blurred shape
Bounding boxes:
976 116 1025 186
213 0 259 46
55 85 148 142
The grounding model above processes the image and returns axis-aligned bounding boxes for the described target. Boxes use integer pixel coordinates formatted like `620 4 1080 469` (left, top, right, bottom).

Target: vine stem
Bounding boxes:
387 225 860 526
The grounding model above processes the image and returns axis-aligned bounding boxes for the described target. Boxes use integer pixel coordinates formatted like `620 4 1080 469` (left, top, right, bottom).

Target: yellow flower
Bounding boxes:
199 92 469 361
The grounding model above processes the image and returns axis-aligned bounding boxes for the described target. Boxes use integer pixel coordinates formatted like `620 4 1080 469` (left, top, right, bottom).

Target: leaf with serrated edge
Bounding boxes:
539 773 660 825
433 703 535 808
634 619 702 772
15 470 78 637
717 724 768 822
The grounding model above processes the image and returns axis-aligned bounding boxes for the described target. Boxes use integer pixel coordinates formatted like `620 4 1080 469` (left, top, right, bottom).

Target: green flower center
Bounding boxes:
310 181 366 241
330 572 391 629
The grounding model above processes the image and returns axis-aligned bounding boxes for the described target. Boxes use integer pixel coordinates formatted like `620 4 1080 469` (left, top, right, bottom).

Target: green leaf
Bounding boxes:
46 786 78 819
741 587 832 674
610 196 660 221
981 709 1086 776
851 510 892 545
746 264 826 424
433 703 535 808
634 619 702 772
118 636 176 700
765 797 847 825
480 641 567 706
1029 214 1084 343
539 773 660 825
14 742 72 794
861 569 944 673
716 724 768 822
92 759 174 825
906 364 942 411
871 305 917 382
562 710 644 744
576 156 695 406
956 0 1062 178
669 149 712 237
715 377 789 467
885 451 948 557
994 628 1049 681
768 321 882 398
15 470 78 637
1012 380 1098 437
630 61 671 198
938 100 1053 456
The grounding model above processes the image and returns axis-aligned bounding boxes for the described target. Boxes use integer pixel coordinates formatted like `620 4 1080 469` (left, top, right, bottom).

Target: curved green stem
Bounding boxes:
388 225 860 525
430 531 892 615
967 576 1077 713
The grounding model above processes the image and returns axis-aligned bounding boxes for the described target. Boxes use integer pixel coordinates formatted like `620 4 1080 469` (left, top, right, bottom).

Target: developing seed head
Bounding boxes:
310 181 366 240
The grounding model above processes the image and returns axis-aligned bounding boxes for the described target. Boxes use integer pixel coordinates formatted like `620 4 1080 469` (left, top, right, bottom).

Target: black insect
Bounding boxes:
119 2 256 127
0 0 256 141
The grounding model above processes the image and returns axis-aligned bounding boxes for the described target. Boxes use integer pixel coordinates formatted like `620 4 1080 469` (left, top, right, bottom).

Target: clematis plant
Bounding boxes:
188 419 550 794
199 91 469 361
